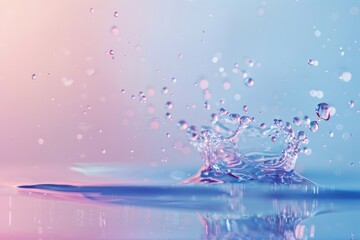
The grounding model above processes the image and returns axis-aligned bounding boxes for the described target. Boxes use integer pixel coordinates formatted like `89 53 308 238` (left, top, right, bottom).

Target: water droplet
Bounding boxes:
165 112 172 120
314 30 321 37
309 121 319 132
109 49 115 55
178 120 188 130
38 138 44 145
304 116 311 125
244 57 254 67
211 113 218 123
111 26 119 35
89 8 94 13
31 73 37 80
242 105 248 113
244 78 255 87
199 79 209 89
339 47 345 56
292 117 302 126
270 136 277 142
349 100 355 108
101 149 106 154
260 123 266 129
76 134 83 140
161 87 169 95
171 77 177 83
114 11 119 17
229 113 241 123
62 77 74 87
164 101 174 110
308 59 319 66
121 89 125 94
204 101 211 110
241 116 252 125
340 71 352 82
223 81 231 90
166 133 171 138
219 108 228 116
85 69 95 76
315 103 331 121
328 131 334 138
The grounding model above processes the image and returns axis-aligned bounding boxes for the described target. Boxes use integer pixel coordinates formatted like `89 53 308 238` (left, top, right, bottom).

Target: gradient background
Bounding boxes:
0 0 360 238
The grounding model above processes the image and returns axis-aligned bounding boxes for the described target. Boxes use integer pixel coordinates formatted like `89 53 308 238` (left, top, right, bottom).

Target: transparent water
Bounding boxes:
1 0 360 239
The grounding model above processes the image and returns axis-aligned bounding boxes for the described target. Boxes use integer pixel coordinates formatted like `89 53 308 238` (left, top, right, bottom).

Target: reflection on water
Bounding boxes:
15 183 360 239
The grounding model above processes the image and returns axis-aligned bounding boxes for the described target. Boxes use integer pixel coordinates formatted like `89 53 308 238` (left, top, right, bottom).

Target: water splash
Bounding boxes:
182 105 329 185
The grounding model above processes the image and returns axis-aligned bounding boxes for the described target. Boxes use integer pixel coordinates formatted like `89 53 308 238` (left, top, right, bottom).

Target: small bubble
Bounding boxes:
164 101 174 110
212 57 218 63
178 120 188 130
309 121 319 133
340 71 352 82
31 73 37 80
315 103 331 121
349 100 355 108
244 78 255 87
114 11 119 17
328 131 334 138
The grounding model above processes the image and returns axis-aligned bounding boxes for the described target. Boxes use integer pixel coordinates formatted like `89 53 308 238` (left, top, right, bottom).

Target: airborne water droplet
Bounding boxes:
114 11 119 17
309 121 319 132
244 78 255 87
349 100 355 108
31 73 37 80
292 117 302 126
178 120 188 130
164 101 174 110
315 103 331 120
165 112 172 120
